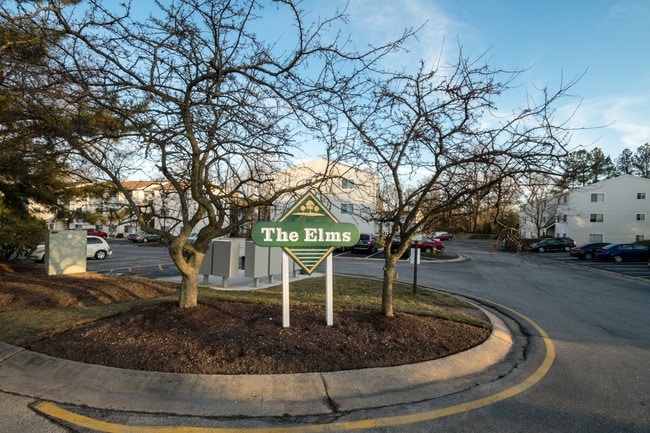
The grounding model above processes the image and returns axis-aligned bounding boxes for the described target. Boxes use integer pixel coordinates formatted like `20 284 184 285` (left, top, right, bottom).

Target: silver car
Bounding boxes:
29 236 112 261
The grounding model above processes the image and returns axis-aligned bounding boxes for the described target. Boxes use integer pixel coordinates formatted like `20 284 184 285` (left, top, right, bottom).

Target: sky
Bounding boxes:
128 0 649 162
327 0 650 160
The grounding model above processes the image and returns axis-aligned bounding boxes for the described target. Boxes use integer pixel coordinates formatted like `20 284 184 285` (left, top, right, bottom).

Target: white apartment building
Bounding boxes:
35 181 172 235
272 158 379 235
520 175 650 244
34 158 380 237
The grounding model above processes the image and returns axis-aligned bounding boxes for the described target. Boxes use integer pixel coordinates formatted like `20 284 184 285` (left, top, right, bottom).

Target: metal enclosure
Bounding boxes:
46 231 87 275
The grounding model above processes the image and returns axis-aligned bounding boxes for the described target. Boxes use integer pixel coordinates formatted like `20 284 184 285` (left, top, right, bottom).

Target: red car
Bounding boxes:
85 228 108 239
411 237 445 253
434 231 454 240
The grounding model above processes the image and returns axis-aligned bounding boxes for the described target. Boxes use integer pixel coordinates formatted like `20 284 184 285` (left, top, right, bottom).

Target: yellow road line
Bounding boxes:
35 302 555 432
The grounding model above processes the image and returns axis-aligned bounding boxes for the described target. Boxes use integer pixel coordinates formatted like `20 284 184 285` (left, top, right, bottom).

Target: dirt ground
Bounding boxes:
0 262 490 374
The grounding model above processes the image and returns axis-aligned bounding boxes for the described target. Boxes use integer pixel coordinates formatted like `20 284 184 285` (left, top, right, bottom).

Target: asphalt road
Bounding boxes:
4 239 649 432
86 238 180 278
329 241 650 432
89 238 650 282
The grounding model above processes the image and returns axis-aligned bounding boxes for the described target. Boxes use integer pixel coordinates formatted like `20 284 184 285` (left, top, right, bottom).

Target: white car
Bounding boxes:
29 235 113 261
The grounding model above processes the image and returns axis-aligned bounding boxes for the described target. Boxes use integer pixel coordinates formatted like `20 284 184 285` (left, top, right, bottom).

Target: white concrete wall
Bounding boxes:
272 158 379 235
519 175 650 243
566 175 650 244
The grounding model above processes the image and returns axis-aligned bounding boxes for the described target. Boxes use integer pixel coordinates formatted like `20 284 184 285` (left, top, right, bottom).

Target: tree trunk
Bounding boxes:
381 256 399 317
178 270 199 308
168 242 204 308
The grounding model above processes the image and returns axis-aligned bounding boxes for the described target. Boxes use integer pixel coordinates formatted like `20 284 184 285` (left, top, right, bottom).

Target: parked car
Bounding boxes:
29 235 112 261
595 243 650 262
86 235 112 259
433 231 453 241
127 231 161 243
384 236 410 259
411 237 445 253
351 233 378 254
85 228 108 239
497 237 530 252
569 242 610 260
28 245 45 261
528 237 576 252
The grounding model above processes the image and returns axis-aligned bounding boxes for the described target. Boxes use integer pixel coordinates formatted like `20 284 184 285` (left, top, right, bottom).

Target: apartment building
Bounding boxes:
520 175 650 244
271 158 379 235
35 158 380 237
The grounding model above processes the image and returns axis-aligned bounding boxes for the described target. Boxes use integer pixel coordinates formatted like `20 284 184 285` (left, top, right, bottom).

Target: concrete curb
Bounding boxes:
0 309 512 417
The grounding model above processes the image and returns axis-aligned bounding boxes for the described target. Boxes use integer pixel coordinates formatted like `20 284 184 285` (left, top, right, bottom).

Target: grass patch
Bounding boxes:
0 295 179 346
0 275 488 346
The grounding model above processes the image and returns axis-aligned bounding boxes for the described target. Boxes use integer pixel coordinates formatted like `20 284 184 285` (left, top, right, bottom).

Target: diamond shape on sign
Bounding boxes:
279 192 338 275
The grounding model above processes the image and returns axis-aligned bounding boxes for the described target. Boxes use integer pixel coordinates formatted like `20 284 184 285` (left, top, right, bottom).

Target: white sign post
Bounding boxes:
282 252 290 327
251 191 360 328
326 254 333 326
281 252 334 328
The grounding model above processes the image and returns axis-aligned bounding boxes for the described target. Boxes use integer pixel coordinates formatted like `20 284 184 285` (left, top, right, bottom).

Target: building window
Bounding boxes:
588 234 604 242
637 214 646 221
636 235 645 242
638 192 646 200
341 203 354 214
562 214 567 222
590 213 604 222
590 193 604 202
342 178 355 189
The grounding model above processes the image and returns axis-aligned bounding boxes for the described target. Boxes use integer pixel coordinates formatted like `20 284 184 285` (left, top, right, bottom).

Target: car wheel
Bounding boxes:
94 250 107 260
142 238 148 243
613 255 623 262
538 247 545 252
584 253 593 260
424 246 433 253
564 246 571 251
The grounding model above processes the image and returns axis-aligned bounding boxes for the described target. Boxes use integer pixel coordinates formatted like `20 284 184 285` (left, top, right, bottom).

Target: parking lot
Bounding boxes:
84 238 650 282
522 248 650 281
85 239 180 279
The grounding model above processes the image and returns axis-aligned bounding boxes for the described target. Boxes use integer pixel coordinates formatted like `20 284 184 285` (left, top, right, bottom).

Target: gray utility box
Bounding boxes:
244 242 282 287
46 230 87 275
199 240 240 287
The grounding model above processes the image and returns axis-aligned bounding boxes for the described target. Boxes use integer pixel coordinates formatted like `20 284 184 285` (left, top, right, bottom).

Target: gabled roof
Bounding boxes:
286 157 375 177
571 175 650 191
121 181 160 190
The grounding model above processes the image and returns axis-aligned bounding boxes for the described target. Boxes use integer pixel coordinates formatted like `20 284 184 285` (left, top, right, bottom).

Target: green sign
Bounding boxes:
252 221 358 247
251 191 360 274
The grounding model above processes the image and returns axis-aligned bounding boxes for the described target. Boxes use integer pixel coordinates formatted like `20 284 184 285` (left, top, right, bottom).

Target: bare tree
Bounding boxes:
337 54 578 316
9 0 410 307
518 174 560 239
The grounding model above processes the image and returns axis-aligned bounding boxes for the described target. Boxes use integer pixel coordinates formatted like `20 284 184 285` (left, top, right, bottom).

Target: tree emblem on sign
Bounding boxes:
251 191 359 274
